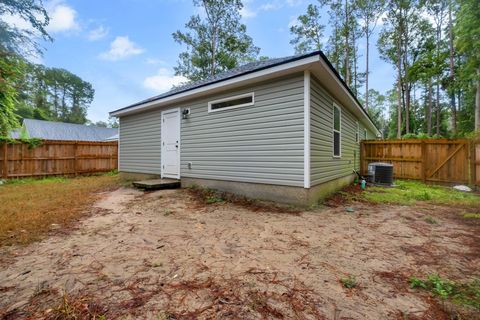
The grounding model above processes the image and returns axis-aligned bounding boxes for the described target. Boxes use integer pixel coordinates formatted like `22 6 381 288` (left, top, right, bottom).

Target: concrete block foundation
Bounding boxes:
181 174 356 206
119 172 161 181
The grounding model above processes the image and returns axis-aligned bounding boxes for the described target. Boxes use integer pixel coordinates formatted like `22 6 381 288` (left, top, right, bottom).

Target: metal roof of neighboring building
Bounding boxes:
10 119 118 141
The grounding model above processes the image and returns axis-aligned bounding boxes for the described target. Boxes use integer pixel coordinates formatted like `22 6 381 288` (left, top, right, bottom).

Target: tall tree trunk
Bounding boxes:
448 3 456 133
436 81 441 136
435 24 441 136
211 25 217 76
365 31 370 110
334 25 340 71
405 86 411 134
344 0 350 86
353 31 358 95
427 78 433 136
396 28 403 139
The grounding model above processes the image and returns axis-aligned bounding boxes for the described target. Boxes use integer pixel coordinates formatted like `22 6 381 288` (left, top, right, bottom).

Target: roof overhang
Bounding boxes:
110 52 380 136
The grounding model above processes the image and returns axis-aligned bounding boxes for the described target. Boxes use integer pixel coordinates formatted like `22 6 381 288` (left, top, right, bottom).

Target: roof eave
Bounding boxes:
110 51 379 136
110 53 322 117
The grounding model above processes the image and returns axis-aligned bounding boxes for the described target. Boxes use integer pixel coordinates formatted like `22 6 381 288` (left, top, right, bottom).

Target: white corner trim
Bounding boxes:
304 70 311 189
117 120 121 171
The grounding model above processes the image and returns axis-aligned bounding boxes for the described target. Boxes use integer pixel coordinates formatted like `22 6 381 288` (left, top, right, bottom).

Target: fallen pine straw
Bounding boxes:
0 175 123 247
6 270 326 319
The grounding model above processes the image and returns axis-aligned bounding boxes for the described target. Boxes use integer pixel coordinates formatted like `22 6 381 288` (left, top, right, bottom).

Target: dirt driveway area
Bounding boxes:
1 186 479 319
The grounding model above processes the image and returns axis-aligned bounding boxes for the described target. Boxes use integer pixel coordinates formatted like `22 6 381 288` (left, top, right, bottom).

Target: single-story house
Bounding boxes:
110 51 380 205
10 119 118 142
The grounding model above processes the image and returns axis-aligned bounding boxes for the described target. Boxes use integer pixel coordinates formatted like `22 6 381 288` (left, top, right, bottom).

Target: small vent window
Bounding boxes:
208 93 254 112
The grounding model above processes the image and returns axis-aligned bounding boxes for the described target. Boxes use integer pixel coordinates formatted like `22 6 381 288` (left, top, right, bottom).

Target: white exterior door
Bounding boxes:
161 108 180 179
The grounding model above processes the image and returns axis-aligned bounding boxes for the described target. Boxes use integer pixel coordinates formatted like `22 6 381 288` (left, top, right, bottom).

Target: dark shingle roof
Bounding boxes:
113 53 308 113
110 50 379 134
11 119 118 141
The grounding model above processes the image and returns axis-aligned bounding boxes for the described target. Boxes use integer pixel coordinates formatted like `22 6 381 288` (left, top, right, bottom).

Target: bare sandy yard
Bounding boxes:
0 186 479 319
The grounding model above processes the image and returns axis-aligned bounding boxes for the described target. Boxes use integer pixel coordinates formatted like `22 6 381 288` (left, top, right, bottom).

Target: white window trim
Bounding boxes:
207 92 254 113
333 103 342 158
364 128 368 140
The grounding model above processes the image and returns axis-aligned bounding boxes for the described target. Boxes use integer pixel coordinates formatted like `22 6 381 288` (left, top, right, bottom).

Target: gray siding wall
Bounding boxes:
181 74 305 187
119 108 162 175
310 75 374 186
118 72 376 188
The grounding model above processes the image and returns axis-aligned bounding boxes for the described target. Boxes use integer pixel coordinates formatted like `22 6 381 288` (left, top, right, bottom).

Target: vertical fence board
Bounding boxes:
361 139 476 185
0 140 118 179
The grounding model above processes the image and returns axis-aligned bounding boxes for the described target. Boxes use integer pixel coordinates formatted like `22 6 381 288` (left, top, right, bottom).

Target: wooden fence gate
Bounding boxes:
0 140 118 179
361 139 479 186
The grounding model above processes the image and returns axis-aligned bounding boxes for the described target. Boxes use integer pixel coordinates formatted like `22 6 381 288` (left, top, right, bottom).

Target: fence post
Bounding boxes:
74 141 78 176
360 141 365 175
421 140 427 183
2 143 7 179
469 139 474 187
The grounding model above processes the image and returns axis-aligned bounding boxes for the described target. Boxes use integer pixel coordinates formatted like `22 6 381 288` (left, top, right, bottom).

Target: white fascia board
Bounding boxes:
110 55 321 117
317 58 380 137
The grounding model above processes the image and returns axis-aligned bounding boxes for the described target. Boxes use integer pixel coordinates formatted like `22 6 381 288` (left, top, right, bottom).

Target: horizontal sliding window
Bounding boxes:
208 92 254 112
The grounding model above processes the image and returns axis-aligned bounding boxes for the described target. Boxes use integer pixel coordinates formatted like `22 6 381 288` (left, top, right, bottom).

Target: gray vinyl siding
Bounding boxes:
119 109 162 174
180 73 305 187
310 75 365 186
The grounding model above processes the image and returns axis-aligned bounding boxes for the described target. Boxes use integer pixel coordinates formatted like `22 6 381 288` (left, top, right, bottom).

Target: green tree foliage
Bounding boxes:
0 0 52 56
364 89 387 131
0 0 52 136
355 0 385 110
15 63 95 124
0 52 24 136
454 0 480 130
288 0 479 138
290 4 325 54
173 0 259 81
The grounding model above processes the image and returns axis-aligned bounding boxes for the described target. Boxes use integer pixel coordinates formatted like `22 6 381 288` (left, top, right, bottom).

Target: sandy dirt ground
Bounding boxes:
0 187 479 319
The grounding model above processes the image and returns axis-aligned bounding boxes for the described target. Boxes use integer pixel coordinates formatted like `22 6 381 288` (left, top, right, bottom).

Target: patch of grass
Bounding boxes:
424 216 438 224
361 180 480 207
410 274 480 310
4 176 68 185
464 213 480 219
206 196 225 204
0 175 122 246
340 275 357 288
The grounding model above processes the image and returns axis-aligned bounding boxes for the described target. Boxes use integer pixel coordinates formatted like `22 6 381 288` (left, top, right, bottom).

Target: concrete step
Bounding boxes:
132 178 181 190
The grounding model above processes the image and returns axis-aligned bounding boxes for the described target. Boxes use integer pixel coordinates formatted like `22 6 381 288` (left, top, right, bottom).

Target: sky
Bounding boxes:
7 0 395 123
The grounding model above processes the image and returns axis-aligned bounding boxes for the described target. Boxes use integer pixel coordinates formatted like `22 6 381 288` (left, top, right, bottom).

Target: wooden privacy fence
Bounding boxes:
361 138 479 186
0 140 118 179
